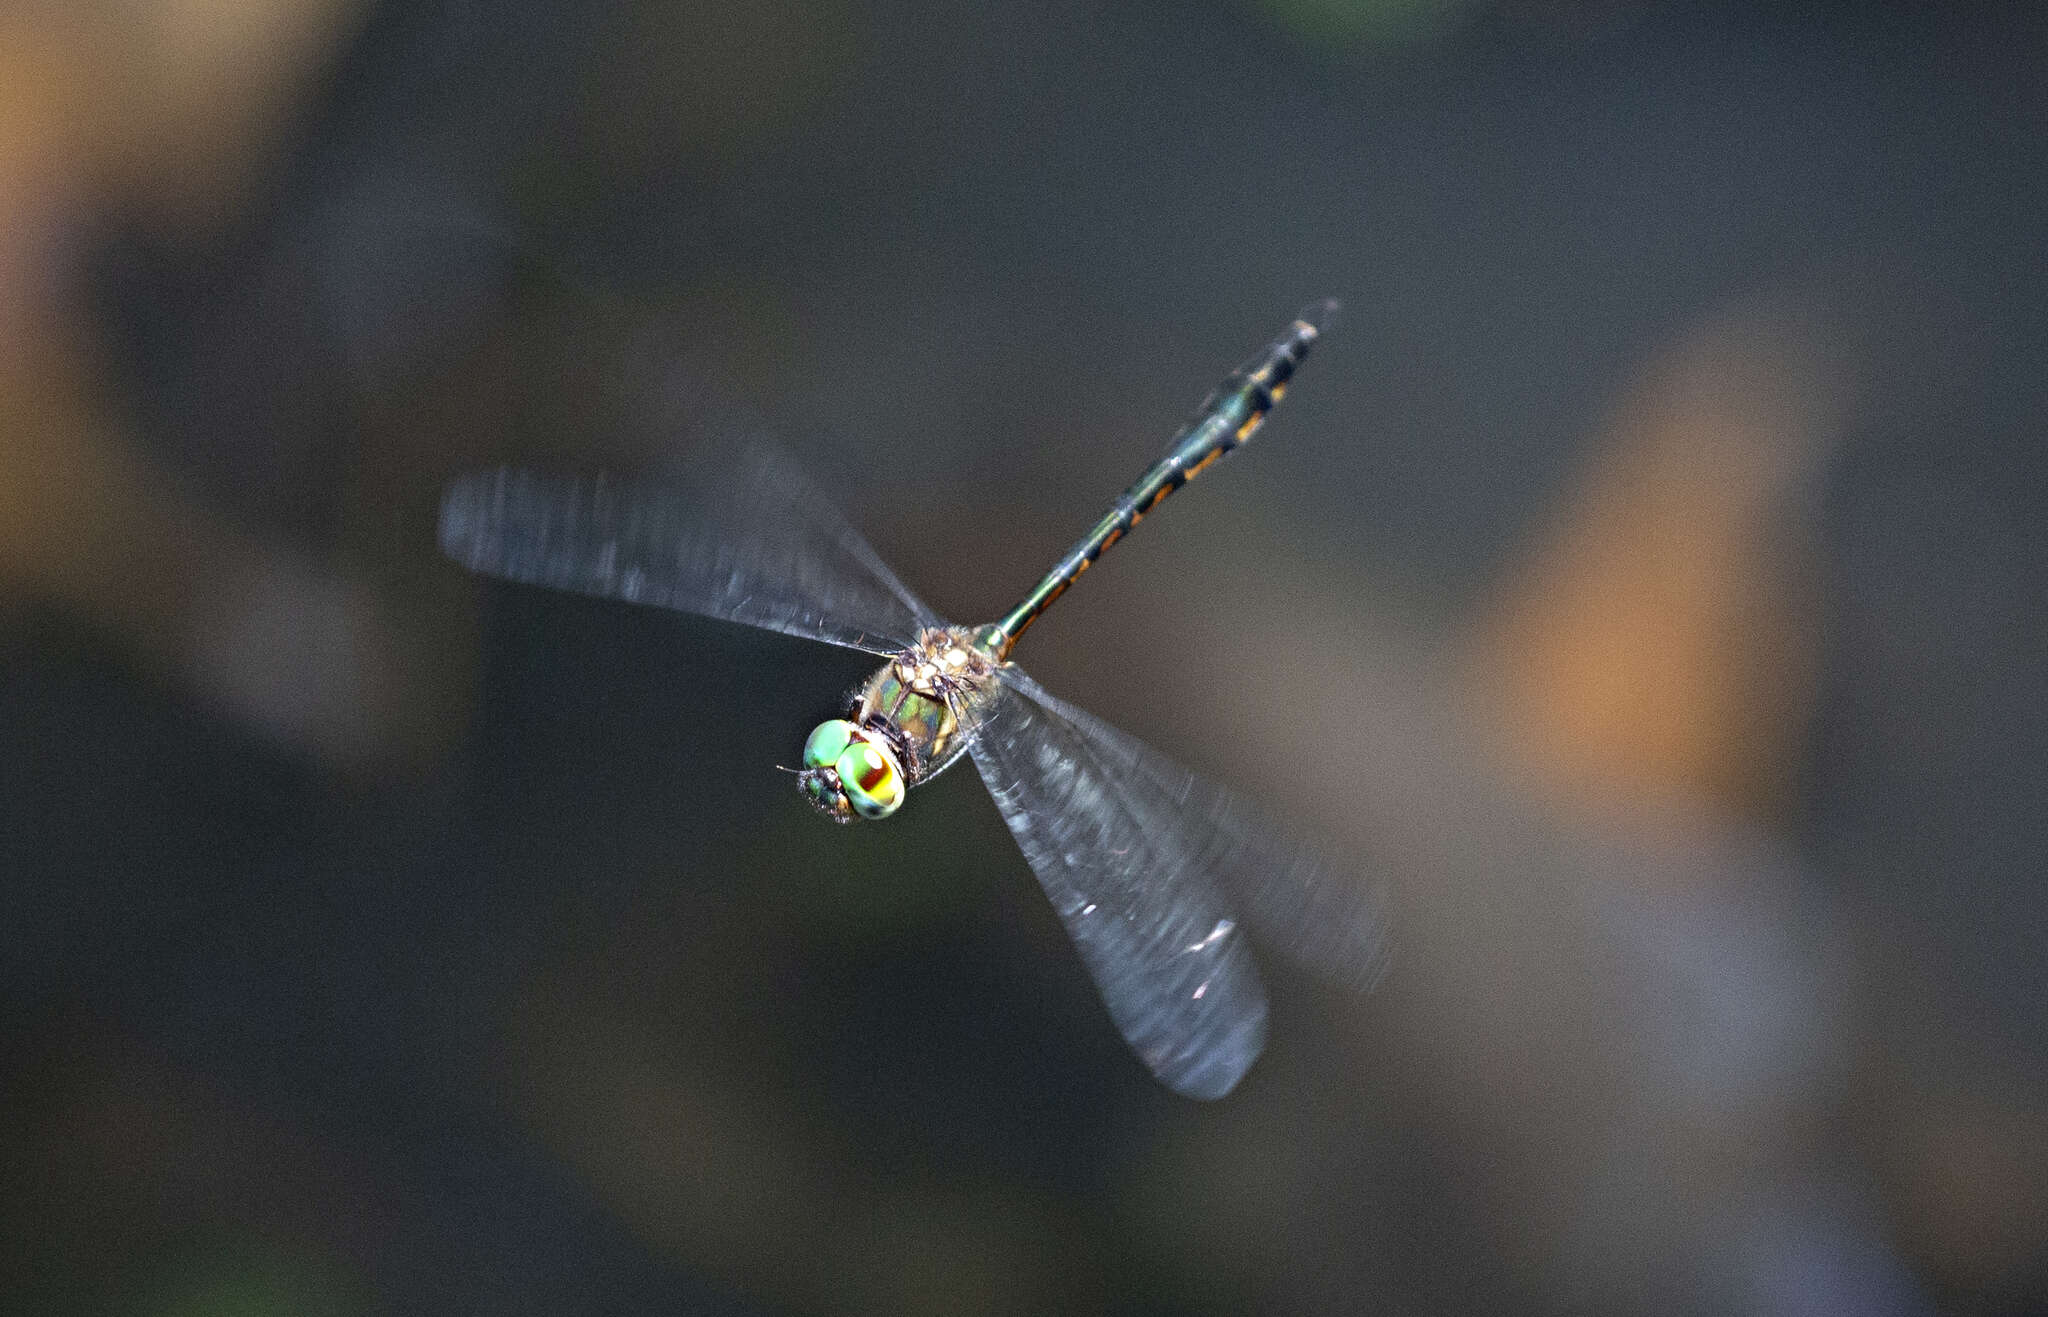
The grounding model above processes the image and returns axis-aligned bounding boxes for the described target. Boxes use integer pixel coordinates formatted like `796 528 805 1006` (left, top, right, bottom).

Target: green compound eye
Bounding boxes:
802 719 859 769
835 741 904 819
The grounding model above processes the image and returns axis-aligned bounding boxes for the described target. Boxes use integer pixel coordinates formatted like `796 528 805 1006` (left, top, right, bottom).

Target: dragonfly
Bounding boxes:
438 301 1386 1098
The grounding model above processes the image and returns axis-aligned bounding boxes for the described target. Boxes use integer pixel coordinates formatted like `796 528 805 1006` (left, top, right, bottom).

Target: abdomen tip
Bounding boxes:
1298 298 1342 335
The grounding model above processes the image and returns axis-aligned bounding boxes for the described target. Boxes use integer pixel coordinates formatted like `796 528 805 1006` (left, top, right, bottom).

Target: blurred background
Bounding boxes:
3 1 2044 1312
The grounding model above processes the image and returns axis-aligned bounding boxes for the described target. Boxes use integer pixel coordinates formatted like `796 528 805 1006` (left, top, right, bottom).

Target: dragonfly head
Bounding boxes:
797 718 905 823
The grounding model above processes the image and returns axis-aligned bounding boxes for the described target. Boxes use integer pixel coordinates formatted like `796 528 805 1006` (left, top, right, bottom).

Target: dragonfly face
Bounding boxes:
798 718 905 821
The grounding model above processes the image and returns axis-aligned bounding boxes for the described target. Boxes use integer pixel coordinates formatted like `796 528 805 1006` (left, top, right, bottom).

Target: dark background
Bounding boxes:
3 1 2045 1312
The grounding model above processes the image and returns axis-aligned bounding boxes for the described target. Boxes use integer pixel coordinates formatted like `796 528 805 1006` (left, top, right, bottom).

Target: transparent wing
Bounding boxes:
439 441 942 655
970 669 1392 1097
968 674 1272 1099
1004 670 1391 995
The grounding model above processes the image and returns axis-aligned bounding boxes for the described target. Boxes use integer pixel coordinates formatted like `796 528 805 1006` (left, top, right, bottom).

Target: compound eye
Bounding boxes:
802 719 860 769
834 741 904 819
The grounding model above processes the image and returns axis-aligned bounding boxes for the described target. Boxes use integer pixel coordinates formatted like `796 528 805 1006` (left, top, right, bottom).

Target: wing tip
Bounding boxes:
436 472 484 563
1153 1002 1269 1100
437 467 525 567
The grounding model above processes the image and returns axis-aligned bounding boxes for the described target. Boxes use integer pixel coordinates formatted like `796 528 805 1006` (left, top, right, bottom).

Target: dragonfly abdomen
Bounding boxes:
987 301 1335 659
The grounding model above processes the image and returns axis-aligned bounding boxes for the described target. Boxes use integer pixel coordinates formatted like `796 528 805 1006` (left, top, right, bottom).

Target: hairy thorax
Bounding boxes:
855 626 1005 783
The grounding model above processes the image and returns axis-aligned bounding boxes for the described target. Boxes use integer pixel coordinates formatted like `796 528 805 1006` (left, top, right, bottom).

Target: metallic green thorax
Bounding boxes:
864 668 949 763
982 302 1335 661
854 627 1004 782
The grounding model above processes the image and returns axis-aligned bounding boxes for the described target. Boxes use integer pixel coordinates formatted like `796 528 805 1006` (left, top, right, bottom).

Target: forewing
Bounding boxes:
969 676 1270 1099
439 441 941 654
1004 669 1391 994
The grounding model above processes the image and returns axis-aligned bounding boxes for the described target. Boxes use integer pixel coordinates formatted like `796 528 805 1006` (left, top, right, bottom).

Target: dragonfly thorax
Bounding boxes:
796 627 1003 823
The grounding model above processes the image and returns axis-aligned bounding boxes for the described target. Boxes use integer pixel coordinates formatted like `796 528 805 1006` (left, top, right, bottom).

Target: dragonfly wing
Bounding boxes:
439 441 942 655
1002 668 1391 994
968 676 1271 1099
